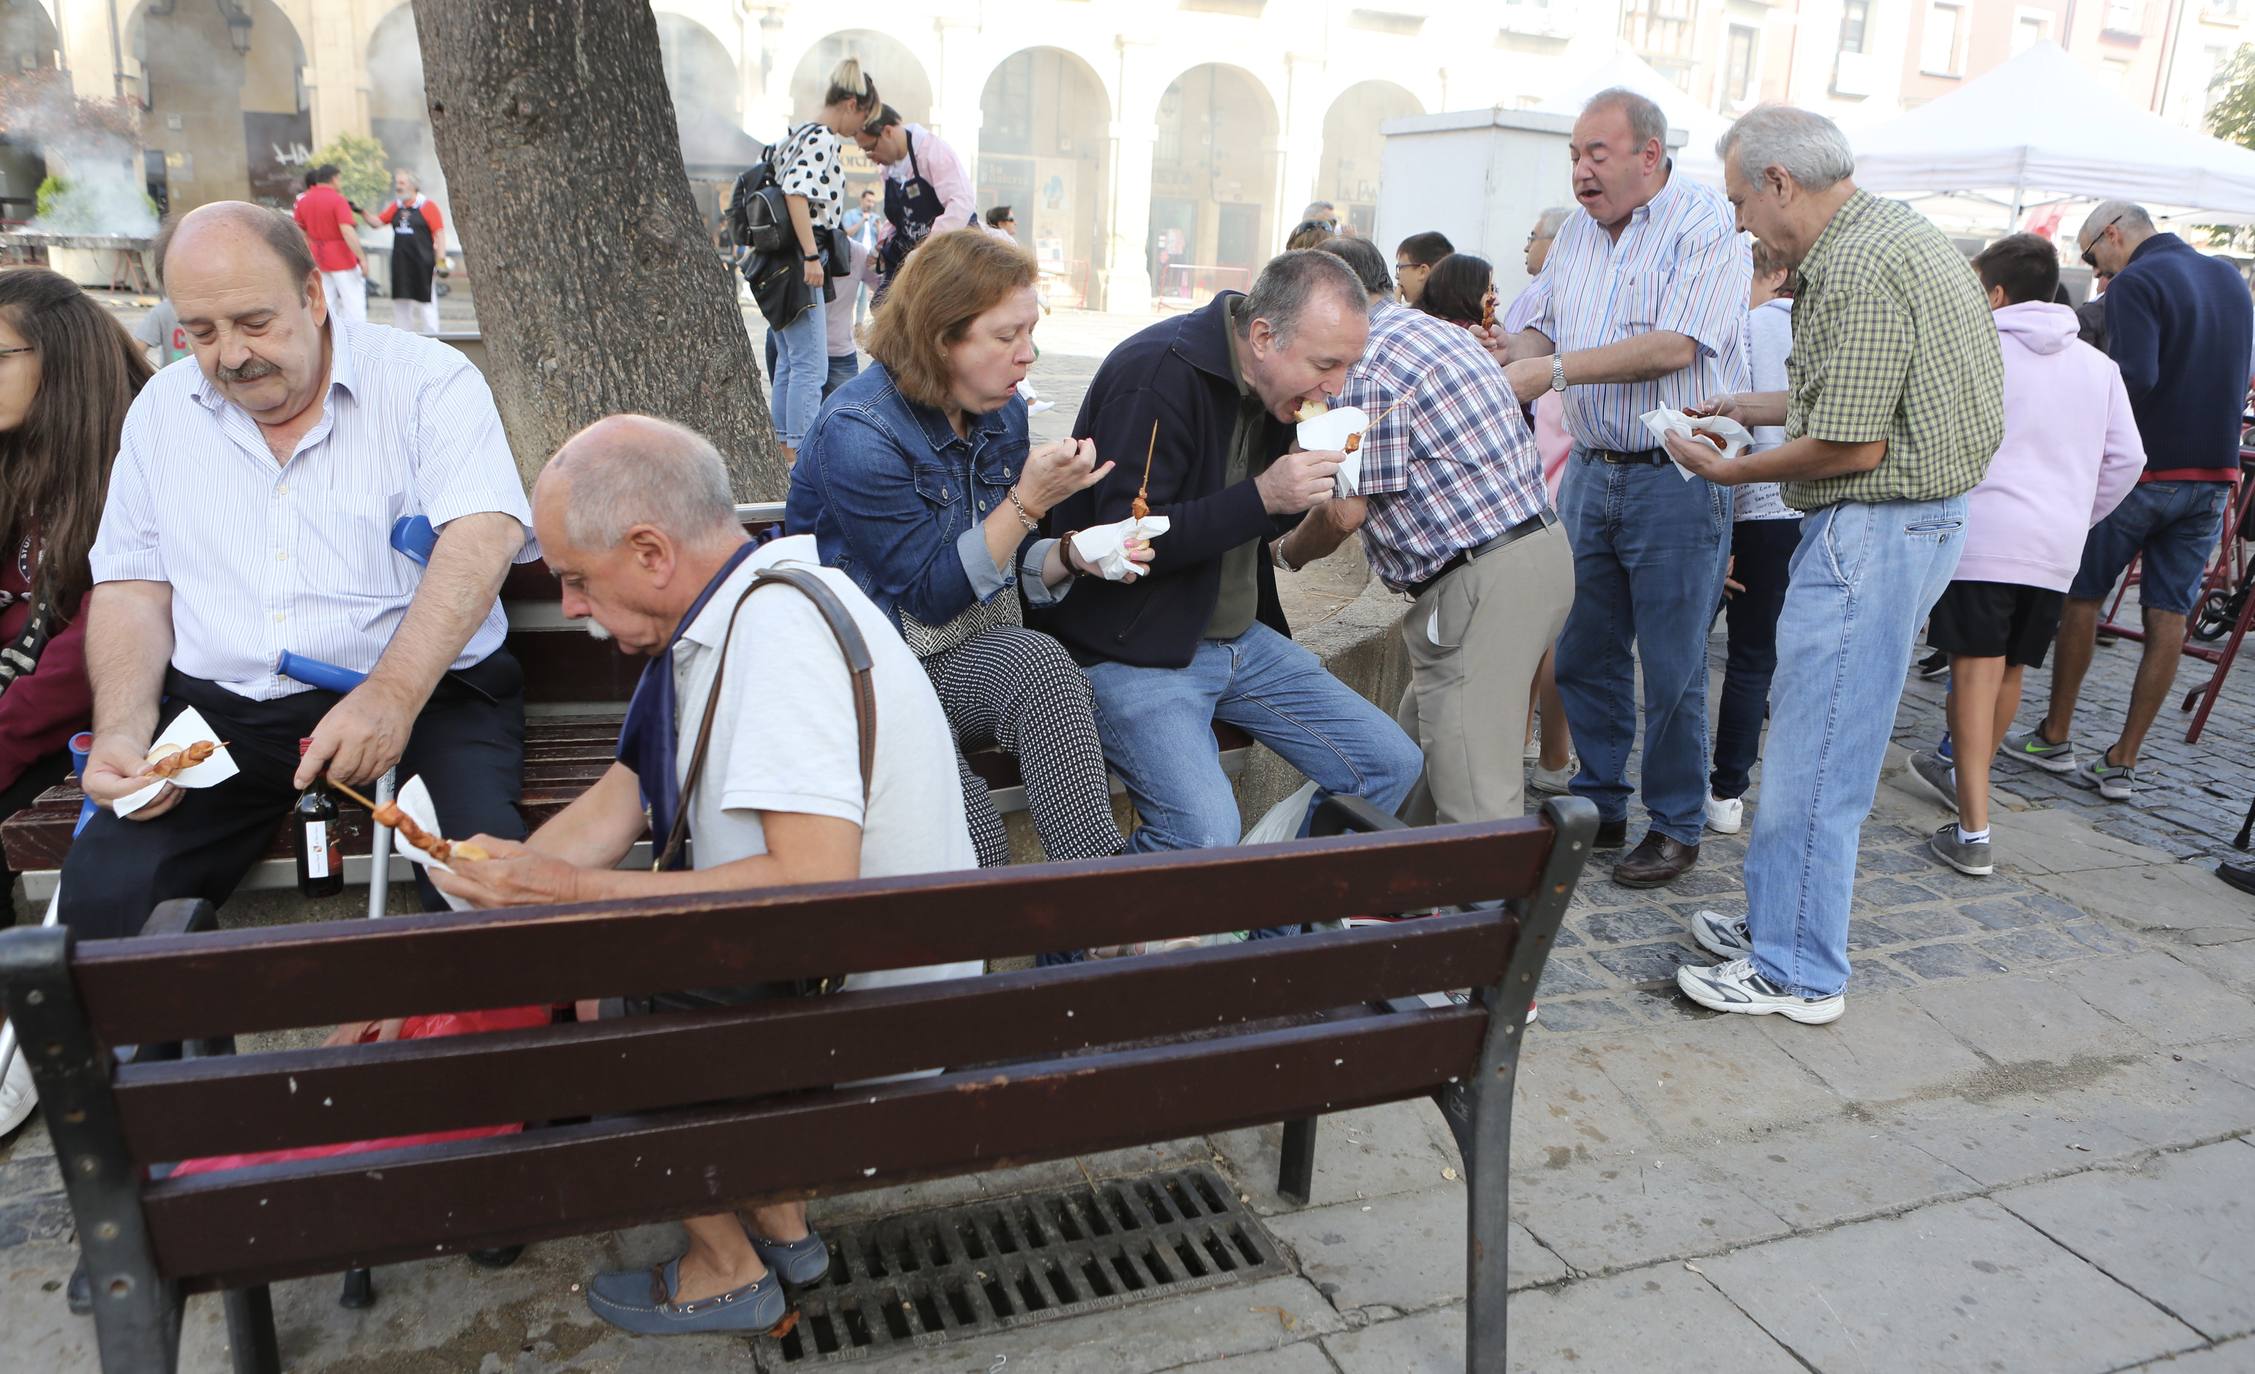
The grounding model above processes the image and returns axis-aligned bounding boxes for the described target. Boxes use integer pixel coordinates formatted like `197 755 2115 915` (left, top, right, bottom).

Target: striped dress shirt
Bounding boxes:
90 321 536 700
1534 176 1753 452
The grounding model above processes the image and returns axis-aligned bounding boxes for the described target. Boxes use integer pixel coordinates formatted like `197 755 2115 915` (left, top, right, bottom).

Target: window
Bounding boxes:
1921 1 1965 75
1725 25 1758 105
2104 0 2144 33
1838 0 1870 54
1619 0 1695 61
2013 9 2052 52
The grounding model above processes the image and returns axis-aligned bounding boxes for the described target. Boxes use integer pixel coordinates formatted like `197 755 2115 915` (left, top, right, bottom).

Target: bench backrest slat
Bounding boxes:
144 1006 1485 1291
75 821 1553 1045
115 913 1513 1162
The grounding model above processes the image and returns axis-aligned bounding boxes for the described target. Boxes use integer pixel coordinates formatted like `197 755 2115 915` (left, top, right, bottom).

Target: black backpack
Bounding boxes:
726 155 790 256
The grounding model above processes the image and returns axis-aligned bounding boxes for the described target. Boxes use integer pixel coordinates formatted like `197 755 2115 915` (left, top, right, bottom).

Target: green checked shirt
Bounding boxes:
1782 189 2004 512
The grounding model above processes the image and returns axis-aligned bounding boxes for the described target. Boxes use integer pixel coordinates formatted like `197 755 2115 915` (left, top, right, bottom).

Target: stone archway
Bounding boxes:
1318 80 1422 238
126 0 308 213
978 46 1109 308
788 29 932 126
1149 62 1277 303
364 4 446 213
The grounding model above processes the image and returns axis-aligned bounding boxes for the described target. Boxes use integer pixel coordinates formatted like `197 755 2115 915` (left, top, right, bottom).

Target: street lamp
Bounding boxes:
218 0 253 57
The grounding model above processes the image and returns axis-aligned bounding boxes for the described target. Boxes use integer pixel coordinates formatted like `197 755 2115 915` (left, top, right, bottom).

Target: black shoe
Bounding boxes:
1917 649 1949 680
66 1261 91 1316
1594 818 1629 850
468 1246 524 1270
1614 833 1700 888
2218 861 2255 897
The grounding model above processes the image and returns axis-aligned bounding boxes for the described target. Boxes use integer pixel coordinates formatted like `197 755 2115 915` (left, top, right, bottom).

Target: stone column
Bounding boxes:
301 2 364 149
1275 54 1325 232
1103 118 1155 313
931 16 985 189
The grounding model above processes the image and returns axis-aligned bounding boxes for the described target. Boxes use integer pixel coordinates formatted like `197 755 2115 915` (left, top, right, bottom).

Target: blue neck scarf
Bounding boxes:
615 539 762 868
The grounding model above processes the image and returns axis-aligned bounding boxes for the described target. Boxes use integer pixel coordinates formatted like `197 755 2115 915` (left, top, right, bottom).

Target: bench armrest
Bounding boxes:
1308 794 1406 838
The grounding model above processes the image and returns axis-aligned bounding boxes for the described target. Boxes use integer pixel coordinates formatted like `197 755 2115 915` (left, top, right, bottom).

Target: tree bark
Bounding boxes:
413 0 779 497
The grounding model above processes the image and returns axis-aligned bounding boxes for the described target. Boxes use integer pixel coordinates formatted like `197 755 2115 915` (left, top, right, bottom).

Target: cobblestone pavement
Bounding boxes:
9 300 2252 1371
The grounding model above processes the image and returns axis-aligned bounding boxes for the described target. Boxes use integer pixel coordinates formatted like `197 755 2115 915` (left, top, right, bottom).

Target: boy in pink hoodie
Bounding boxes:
1909 233 2145 877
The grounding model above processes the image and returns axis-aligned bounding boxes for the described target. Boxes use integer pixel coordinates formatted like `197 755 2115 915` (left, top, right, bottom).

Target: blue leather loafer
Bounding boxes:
585 1257 786 1336
749 1229 831 1286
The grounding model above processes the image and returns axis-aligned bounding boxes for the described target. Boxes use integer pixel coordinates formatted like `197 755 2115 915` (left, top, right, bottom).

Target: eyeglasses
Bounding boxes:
2081 214 2124 269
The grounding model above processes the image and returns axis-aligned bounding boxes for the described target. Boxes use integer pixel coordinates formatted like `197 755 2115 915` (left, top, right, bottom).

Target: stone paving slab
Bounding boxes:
1998 1140 2255 1344
2048 952 2255 1048
1699 1196 2206 1374
2125 1336 2255 1371
1210 1101 1460 1217
1903 969 2161 1064
1509 1147 1794 1276
1261 1181 1567 1313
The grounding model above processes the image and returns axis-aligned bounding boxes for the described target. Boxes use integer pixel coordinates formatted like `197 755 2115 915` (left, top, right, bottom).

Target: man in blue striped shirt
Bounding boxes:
1498 88 1752 890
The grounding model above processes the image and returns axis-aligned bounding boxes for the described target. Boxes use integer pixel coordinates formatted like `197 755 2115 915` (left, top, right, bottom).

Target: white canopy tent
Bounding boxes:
1535 47 1730 187
1851 40 2255 223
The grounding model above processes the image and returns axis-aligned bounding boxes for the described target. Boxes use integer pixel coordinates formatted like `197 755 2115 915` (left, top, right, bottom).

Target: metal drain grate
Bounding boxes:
757 1165 1288 1364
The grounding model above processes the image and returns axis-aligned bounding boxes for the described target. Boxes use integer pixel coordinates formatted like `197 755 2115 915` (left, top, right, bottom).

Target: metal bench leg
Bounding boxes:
339 1267 374 1309
223 1285 282 1374
1277 1117 1317 1205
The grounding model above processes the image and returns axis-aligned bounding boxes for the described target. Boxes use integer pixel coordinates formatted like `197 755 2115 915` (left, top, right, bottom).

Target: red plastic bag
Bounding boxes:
169 1005 555 1177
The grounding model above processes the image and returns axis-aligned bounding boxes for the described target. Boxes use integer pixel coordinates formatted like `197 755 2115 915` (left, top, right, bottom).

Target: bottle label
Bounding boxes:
305 821 330 879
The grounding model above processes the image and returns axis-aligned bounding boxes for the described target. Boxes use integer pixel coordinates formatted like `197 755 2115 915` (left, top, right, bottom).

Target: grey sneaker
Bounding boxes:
1905 749 1958 810
1530 755 1578 796
2079 752 2138 801
1676 958 1844 1024
2000 727 2077 774
1927 823 1993 877
1689 909 1753 960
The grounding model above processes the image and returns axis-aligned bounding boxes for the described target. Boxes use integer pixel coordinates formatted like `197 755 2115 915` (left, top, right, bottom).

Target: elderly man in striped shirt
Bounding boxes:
1498 88 1752 890
1666 106 2003 1025
64 201 538 932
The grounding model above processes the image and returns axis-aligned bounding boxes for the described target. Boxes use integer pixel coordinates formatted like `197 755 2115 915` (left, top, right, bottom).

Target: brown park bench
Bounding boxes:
0 794 1594 1374
0 504 1254 891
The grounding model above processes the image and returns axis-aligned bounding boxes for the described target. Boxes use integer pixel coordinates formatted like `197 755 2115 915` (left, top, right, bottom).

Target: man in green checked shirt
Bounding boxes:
1661 105 2004 1025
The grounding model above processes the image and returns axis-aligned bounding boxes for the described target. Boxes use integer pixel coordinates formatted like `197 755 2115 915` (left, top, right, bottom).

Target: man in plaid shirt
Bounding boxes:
1666 106 2003 1026
1284 238 1572 823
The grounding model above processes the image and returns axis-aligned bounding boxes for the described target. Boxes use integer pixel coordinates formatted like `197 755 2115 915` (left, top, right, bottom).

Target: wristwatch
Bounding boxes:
1271 542 1298 573
1550 355 1568 393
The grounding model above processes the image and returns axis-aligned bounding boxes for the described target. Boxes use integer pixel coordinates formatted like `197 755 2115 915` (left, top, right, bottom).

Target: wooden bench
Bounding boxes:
0 795 1595 1374
1 503 1254 895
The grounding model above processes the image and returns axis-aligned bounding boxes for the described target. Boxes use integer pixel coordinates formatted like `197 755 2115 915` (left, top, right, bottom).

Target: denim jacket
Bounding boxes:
785 361 1062 631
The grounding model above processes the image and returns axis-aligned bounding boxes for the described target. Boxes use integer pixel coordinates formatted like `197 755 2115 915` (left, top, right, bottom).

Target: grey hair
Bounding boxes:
1717 105 1856 191
1315 235 1394 304
1241 249 1369 345
1583 87 1667 155
394 168 421 191
547 415 738 550
1533 205 1574 239
2081 199 2155 246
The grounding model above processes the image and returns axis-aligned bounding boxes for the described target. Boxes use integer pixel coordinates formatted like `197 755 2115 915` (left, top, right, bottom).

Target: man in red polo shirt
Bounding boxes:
292 163 368 325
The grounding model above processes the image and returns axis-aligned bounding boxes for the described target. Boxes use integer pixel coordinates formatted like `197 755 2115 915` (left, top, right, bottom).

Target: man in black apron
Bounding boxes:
378 169 445 334
854 105 977 303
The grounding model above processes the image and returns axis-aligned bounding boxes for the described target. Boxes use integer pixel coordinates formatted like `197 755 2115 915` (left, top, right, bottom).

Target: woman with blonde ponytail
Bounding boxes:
760 58 880 464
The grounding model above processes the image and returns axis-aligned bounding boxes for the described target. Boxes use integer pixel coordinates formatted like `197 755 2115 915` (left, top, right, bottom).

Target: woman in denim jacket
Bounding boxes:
787 231 1146 870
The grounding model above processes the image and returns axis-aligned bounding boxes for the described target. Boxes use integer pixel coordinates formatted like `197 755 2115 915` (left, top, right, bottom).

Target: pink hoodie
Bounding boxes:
1954 302 2146 592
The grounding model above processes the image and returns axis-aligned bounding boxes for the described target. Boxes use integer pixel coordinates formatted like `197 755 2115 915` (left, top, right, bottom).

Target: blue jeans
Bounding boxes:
825 350 860 399
2066 479 2230 616
770 303 827 448
1746 497 1967 998
1554 452 1732 844
1084 622 1423 855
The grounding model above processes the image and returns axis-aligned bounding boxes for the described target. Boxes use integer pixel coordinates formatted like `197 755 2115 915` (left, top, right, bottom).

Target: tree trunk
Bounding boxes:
413 0 779 497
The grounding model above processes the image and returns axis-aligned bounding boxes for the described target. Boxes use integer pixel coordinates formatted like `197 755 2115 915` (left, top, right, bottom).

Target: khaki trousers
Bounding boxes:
1397 523 1575 826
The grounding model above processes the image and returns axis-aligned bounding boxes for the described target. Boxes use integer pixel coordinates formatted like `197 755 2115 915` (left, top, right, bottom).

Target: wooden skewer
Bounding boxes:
1131 418 1158 520
326 778 381 811
326 778 489 862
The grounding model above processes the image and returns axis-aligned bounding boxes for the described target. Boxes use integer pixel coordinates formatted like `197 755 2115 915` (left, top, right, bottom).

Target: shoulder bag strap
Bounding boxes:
656 567 878 870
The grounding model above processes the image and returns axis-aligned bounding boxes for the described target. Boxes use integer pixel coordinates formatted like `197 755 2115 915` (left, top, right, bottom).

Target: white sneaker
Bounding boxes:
1676 958 1844 1024
0 1048 35 1138
1688 909 1754 961
1529 756 1578 796
1703 794 1743 834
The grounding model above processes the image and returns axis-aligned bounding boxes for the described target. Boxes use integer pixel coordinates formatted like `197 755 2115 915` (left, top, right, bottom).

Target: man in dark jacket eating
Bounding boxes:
1034 249 1421 853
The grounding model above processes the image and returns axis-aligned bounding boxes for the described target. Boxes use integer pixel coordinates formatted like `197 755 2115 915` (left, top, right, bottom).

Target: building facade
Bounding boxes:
1 0 2251 310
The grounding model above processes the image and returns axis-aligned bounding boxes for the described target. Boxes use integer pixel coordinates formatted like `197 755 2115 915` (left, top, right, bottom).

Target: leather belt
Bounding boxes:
1406 510 1559 601
1584 447 1672 466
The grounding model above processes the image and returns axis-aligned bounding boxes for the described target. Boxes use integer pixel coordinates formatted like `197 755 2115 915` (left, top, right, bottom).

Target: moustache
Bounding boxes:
583 619 612 642
217 358 279 384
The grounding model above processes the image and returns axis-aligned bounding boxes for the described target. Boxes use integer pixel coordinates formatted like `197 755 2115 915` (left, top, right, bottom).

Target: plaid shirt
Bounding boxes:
1336 302 1551 591
1783 189 2005 511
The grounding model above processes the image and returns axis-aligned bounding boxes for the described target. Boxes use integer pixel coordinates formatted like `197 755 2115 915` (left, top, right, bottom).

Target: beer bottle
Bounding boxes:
293 738 344 898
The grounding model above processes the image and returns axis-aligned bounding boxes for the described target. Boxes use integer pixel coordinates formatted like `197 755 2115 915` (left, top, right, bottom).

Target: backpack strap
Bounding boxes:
656 567 877 871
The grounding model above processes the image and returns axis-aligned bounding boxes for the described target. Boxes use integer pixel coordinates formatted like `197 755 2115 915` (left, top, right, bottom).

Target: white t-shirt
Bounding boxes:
672 535 978 984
